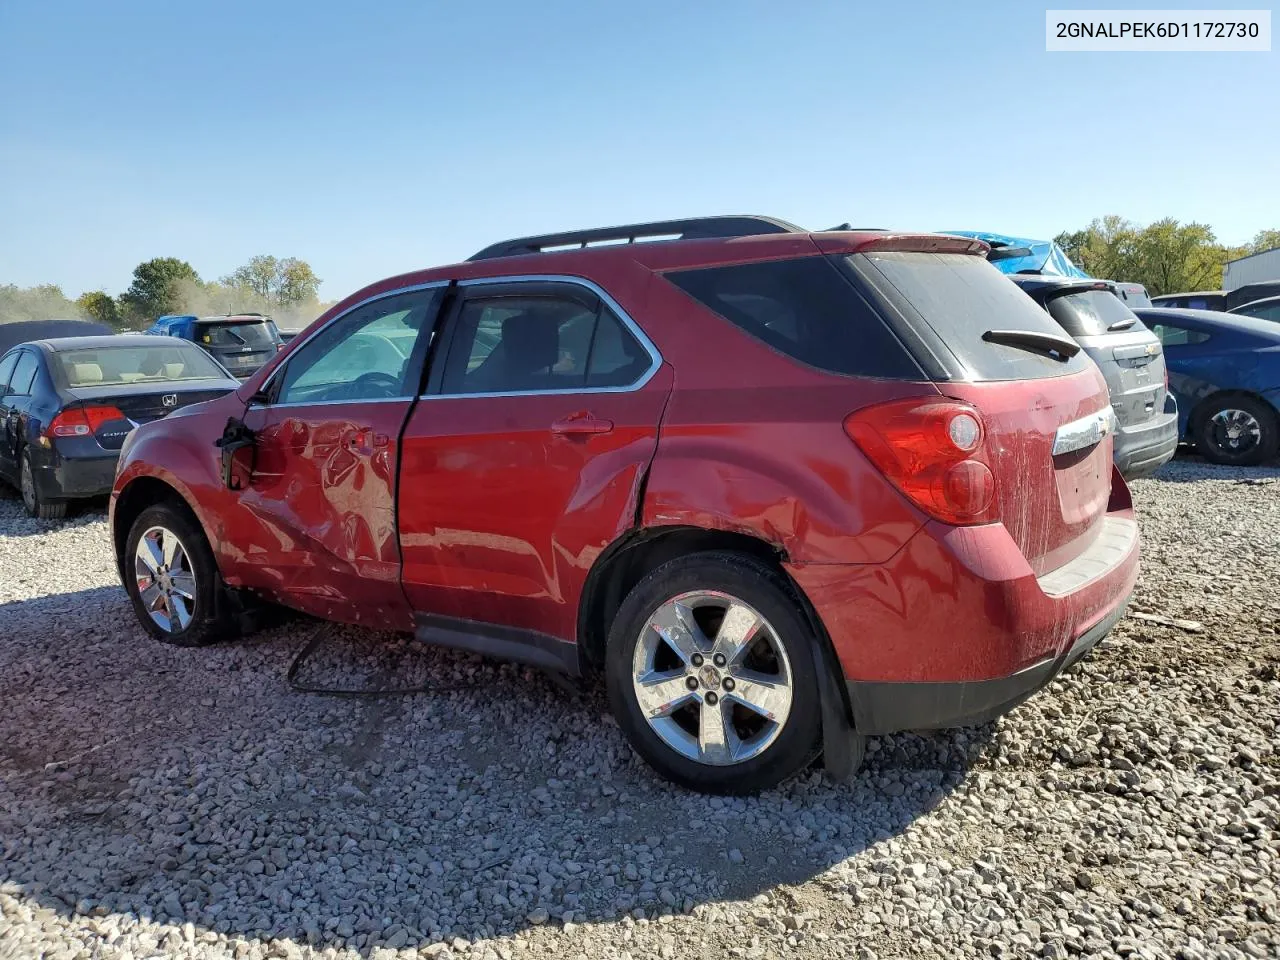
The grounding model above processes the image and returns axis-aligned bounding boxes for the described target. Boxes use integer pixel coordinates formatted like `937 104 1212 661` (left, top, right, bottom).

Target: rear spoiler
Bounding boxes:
812 233 990 257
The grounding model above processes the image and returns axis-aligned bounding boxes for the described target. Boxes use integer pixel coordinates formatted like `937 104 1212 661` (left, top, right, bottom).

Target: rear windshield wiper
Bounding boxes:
982 329 1081 360
221 327 248 345
1107 317 1137 331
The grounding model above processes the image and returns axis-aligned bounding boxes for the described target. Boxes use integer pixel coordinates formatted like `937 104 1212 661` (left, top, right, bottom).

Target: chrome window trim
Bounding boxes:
419 274 662 400
249 281 451 409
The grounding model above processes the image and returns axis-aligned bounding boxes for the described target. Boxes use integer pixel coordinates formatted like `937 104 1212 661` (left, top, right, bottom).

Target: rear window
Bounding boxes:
852 251 1091 381
1045 289 1143 337
56 345 227 388
197 319 279 349
663 256 922 379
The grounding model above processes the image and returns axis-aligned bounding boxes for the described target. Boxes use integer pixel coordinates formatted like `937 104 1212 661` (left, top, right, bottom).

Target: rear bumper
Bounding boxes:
31 443 119 499
1114 397 1179 480
845 600 1126 733
786 470 1139 734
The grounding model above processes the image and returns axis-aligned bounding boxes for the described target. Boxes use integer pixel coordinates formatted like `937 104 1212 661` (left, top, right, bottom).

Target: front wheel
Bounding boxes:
1195 395 1279 466
605 552 825 794
124 503 237 647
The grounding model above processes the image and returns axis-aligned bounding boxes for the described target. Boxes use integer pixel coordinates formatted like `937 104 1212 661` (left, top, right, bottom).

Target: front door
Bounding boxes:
236 285 447 629
398 279 671 645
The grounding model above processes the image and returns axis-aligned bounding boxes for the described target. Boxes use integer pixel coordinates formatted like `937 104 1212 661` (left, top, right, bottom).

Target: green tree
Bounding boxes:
222 254 321 306
75 290 120 328
1055 216 1238 296
1248 229 1280 254
118 257 201 323
223 255 279 299
275 258 321 305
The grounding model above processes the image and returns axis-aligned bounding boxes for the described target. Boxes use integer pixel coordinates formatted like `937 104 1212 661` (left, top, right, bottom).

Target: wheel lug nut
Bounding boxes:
705 692 718 705
722 677 735 692
685 676 698 690
713 654 726 667
691 654 704 667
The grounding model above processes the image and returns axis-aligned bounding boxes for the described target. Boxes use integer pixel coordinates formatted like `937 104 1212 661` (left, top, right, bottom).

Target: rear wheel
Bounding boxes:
124 503 237 647
605 551 825 794
1195 395 1279 466
20 449 67 520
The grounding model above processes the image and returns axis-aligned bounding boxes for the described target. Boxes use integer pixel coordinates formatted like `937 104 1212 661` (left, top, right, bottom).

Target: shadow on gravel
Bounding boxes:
0 583 996 953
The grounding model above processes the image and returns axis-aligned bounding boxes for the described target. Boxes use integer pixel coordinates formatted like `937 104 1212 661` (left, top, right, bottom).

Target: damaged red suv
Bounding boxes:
111 216 1138 794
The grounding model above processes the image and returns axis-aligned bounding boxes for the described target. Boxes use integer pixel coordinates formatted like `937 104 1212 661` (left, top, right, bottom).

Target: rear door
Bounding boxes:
398 278 670 645
845 249 1115 576
1043 288 1169 432
235 285 447 628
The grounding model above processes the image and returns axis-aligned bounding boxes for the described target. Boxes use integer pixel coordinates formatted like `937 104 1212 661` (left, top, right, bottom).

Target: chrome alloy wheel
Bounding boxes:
631 591 794 766
1209 407 1262 455
19 455 35 512
134 525 196 632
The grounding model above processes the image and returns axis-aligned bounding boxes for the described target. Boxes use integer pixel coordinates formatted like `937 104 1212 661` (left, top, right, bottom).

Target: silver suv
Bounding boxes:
1013 276 1178 480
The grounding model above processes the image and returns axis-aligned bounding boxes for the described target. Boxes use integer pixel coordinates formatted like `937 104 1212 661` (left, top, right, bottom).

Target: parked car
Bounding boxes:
1227 295 1280 324
1134 307 1280 465
0 319 112 355
110 216 1138 794
1151 291 1228 311
1011 277 1177 480
0 336 240 518
1152 283 1280 313
146 313 284 378
1111 282 1152 309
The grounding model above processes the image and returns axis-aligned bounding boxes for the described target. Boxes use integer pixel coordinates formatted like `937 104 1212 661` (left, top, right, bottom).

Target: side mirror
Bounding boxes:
215 417 257 490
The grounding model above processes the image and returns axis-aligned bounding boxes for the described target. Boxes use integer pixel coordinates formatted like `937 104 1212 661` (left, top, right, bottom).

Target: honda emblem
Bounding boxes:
161 394 178 408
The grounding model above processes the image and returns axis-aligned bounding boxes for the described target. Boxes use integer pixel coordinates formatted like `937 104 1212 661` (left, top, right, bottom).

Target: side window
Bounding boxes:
440 291 651 395
1152 324 1210 347
0 353 18 394
276 288 442 404
8 351 39 395
1244 302 1280 322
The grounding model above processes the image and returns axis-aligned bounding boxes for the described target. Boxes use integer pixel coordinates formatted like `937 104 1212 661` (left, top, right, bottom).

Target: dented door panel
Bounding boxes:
235 400 413 629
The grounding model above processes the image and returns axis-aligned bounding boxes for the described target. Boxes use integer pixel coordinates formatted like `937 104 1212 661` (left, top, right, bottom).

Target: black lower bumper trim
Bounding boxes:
847 603 1128 734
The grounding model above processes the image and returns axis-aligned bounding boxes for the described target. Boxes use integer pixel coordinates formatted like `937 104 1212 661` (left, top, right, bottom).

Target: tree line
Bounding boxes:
0 255 325 330
1055 219 1280 296
5 218 1280 328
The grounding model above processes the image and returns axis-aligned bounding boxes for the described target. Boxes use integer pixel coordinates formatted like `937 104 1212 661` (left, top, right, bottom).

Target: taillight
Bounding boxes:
843 398 997 525
46 405 126 438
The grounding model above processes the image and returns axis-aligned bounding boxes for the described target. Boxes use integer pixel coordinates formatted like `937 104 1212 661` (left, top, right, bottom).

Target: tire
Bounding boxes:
605 551 824 794
20 448 67 520
124 502 237 647
1195 395 1279 466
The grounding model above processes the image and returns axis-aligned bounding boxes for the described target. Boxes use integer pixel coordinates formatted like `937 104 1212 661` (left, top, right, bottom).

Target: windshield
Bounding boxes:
56 345 228 387
197 319 279 349
1046 289 1143 337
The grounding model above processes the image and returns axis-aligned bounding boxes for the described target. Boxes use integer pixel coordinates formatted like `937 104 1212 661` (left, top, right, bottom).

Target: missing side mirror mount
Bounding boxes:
215 417 257 490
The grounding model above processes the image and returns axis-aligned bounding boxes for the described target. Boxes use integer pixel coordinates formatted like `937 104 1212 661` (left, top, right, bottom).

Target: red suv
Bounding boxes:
111 216 1138 794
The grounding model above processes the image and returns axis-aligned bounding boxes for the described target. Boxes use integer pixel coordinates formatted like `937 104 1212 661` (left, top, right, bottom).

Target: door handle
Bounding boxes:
551 414 614 436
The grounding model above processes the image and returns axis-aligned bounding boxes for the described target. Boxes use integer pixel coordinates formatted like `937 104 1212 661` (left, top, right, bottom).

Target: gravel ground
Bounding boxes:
1 457 1277 960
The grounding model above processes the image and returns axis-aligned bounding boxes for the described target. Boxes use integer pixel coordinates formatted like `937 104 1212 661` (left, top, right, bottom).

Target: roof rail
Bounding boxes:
467 215 805 261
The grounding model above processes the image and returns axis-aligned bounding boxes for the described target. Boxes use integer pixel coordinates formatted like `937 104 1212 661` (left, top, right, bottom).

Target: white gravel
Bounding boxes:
1 457 1277 960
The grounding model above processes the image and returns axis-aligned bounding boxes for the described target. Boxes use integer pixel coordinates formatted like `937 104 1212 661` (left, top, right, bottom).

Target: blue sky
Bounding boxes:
1 0 1275 300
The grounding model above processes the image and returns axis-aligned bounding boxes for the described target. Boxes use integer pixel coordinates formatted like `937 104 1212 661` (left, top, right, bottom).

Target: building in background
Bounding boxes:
1224 247 1280 291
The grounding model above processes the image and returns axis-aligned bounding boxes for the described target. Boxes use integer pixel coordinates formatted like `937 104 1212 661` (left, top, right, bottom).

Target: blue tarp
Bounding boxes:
938 230 1091 279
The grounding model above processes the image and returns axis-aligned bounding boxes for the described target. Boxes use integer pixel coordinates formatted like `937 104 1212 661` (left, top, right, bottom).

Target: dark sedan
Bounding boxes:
1228 295 1280 325
0 336 240 517
1134 308 1280 466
